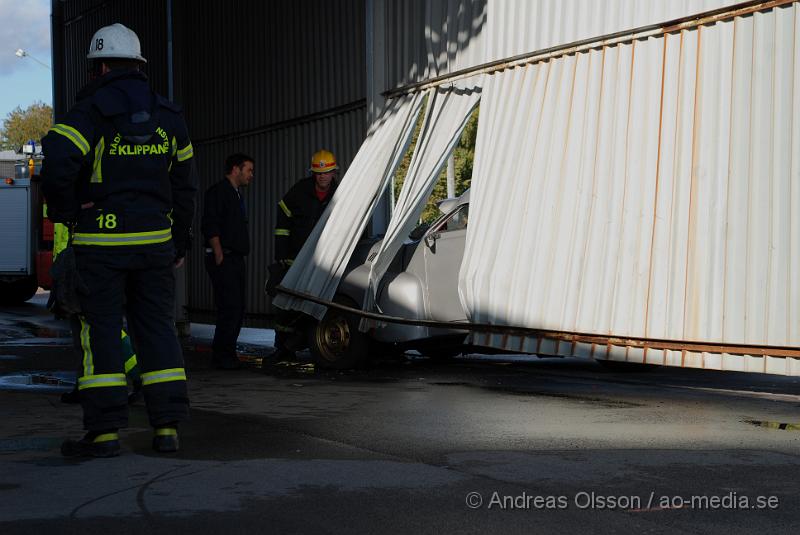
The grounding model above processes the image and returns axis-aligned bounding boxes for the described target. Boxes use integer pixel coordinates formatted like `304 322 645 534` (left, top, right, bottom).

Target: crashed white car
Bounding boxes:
308 190 471 368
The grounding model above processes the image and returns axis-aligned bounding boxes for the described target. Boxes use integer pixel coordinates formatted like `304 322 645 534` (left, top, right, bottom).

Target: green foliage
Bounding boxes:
0 102 53 150
393 106 480 224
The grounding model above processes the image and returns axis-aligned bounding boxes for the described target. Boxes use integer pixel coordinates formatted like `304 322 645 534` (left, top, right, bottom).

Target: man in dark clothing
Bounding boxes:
201 154 254 369
41 23 197 457
269 149 338 362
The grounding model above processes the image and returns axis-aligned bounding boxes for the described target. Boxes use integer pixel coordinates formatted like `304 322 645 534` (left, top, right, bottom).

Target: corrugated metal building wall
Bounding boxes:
172 0 366 319
386 0 487 88
51 0 367 322
53 0 169 116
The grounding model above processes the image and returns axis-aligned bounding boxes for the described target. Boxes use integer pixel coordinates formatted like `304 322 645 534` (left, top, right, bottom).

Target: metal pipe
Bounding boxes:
275 285 800 358
382 0 796 99
50 0 65 120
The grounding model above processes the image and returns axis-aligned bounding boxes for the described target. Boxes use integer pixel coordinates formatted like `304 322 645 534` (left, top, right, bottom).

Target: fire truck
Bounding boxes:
0 142 53 305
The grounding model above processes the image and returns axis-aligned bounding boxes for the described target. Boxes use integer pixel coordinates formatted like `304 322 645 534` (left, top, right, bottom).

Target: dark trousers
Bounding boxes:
75 243 188 430
205 254 246 360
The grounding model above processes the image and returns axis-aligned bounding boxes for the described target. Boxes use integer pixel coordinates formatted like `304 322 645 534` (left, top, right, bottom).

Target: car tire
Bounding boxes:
0 276 39 305
309 294 369 370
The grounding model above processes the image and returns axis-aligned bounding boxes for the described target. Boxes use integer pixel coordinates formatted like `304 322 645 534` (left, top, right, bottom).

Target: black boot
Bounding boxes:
152 425 179 453
61 430 120 458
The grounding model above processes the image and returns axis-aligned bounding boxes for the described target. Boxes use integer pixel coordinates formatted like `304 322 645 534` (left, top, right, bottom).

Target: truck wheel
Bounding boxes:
0 276 39 305
309 295 369 370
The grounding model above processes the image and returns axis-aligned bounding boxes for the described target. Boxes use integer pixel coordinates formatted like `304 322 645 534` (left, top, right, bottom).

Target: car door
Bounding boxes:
422 203 469 322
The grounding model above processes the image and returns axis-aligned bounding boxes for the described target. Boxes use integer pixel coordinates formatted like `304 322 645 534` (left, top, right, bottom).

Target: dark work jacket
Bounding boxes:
41 69 197 257
201 179 250 256
274 176 337 261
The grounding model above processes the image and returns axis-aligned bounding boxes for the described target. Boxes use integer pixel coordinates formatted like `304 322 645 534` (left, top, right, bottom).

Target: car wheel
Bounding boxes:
309 295 369 369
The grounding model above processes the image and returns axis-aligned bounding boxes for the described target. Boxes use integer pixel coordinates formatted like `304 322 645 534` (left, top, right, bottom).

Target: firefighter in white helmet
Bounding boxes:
267 149 339 363
41 23 197 457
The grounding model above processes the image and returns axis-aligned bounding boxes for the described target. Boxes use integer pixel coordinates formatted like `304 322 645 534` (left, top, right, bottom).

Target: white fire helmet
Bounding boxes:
87 23 147 63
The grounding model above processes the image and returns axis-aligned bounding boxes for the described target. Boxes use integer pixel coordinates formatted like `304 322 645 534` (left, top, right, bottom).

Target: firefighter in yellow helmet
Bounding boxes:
268 149 339 363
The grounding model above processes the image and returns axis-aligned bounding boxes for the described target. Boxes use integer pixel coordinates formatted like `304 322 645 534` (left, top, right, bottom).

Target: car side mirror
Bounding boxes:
409 222 430 241
424 232 438 250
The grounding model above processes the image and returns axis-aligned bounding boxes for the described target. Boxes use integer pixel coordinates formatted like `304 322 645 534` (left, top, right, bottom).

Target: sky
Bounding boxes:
0 0 53 121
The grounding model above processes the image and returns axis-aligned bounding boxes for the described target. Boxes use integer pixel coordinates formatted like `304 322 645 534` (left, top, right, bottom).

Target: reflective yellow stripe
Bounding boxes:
93 433 119 443
176 143 194 162
155 428 177 437
51 123 90 155
285 259 294 266
141 368 186 386
78 373 127 390
278 200 292 218
53 223 70 259
124 354 138 374
91 136 105 183
274 228 290 236
79 317 93 376
73 228 172 246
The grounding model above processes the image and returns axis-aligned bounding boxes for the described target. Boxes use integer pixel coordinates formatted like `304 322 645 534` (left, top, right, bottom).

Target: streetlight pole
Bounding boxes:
15 48 51 70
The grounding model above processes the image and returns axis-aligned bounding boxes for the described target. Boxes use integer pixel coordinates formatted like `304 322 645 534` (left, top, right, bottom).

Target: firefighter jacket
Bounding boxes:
41 69 197 258
274 176 337 262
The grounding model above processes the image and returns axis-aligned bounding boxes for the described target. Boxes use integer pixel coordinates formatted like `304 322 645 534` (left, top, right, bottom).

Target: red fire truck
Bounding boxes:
0 150 53 305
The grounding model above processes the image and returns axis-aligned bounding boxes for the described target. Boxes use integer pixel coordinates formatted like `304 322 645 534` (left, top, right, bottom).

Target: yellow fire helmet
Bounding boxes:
309 149 338 174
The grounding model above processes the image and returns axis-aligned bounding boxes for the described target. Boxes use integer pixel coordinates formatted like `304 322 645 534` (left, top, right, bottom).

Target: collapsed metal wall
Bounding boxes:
51 0 367 322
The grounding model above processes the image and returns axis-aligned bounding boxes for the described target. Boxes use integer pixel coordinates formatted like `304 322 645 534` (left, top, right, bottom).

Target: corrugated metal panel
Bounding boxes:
485 0 739 61
274 93 425 318
173 0 365 141
387 0 487 89
461 3 800 374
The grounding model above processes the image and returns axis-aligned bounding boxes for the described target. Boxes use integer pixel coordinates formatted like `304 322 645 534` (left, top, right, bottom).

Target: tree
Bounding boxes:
0 102 53 150
394 105 480 223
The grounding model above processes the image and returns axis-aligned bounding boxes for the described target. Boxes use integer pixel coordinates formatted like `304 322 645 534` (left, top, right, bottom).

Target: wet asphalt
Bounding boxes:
1 294 799 534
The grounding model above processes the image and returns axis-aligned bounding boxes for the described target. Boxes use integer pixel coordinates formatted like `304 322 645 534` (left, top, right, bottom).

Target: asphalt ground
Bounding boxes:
1 294 799 534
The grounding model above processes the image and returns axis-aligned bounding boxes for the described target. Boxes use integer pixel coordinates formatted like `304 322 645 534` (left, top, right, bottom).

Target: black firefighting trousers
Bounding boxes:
74 242 188 430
